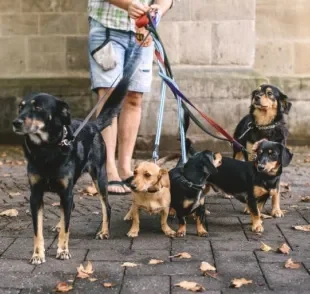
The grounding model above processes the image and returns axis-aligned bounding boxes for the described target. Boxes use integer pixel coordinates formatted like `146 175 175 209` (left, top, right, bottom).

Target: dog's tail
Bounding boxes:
95 48 141 131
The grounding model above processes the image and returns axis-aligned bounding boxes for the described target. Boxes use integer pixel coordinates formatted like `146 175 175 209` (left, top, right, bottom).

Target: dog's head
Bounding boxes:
252 139 293 175
188 150 222 176
12 93 71 144
250 84 292 119
131 161 170 193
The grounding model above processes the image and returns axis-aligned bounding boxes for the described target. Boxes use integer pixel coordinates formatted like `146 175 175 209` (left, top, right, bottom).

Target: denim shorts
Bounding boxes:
88 17 154 93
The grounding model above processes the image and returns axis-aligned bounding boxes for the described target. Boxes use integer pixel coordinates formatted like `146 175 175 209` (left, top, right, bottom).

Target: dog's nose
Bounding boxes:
257 163 265 172
131 183 137 189
12 119 24 129
254 95 260 102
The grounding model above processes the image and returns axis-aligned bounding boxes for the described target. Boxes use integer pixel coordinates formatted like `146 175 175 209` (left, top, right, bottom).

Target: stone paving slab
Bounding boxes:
0 148 310 293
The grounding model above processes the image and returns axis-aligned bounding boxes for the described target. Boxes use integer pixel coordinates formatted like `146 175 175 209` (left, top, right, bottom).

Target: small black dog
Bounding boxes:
233 84 292 161
206 139 293 232
12 58 138 264
168 149 222 237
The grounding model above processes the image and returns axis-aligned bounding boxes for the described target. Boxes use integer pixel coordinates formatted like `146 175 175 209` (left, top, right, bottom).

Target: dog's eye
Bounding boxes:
267 92 273 96
144 172 151 178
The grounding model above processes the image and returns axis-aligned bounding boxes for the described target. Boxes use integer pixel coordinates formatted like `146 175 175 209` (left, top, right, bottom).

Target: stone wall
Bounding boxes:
0 0 309 154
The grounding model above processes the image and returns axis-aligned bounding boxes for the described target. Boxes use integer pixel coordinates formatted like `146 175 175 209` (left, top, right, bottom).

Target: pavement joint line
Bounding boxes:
254 250 272 290
276 223 294 250
0 237 16 258
237 216 250 241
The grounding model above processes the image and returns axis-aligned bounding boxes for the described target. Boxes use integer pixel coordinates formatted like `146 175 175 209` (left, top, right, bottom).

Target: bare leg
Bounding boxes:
118 91 143 180
97 88 130 194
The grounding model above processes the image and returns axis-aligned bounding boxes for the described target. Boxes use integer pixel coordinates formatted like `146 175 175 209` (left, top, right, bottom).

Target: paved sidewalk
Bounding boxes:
0 146 310 294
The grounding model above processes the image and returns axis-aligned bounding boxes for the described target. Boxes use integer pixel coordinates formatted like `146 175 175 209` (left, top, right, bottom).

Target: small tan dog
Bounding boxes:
124 161 176 238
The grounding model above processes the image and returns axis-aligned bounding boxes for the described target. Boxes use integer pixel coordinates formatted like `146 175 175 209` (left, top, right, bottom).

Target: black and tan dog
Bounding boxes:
168 150 222 237
206 139 293 232
11 59 139 264
233 84 292 216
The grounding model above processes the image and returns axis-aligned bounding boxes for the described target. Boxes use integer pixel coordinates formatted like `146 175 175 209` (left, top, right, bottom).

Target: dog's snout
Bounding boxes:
254 94 260 102
257 163 265 172
12 118 24 129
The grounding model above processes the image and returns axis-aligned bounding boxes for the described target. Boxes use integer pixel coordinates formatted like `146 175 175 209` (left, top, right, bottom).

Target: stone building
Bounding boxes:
0 0 309 153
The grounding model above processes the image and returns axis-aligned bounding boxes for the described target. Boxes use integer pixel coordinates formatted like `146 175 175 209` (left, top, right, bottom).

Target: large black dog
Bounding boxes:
12 56 139 264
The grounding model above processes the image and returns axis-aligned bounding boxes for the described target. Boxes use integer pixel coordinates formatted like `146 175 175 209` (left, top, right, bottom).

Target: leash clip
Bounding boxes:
60 139 71 147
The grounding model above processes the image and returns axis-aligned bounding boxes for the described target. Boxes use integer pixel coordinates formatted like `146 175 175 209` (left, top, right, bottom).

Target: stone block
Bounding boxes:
77 13 89 35
0 237 14 255
0 38 26 74
0 259 35 272
22 0 62 12
256 0 310 40
162 0 191 22
192 0 256 21
28 52 65 73
268 77 301 100
157 22 180 64
66 36 89 71
122 276 170 294
1 15 38 36
61 0 88 12
28 36 65 53
40 14 77 35
255 41 294 75
0 0 20 13
295 42 310 74
178 21 211 65
211 20 255 66
287 101 310 138
132 233 171 250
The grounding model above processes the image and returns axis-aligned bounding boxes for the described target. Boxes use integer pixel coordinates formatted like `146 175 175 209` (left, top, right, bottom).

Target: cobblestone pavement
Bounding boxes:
0 146 310 294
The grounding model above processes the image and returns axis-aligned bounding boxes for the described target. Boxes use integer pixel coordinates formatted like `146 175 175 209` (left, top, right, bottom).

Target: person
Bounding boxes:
88 0 173 195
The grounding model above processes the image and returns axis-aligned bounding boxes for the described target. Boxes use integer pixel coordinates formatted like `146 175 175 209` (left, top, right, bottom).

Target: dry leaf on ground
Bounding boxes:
1 152 7 157
121 262 139 267
0 209 19 217
148 259 164 265
200 261 216 272
304 157 310 163
2 174 11 177
170 252 192 259
260 242 273 252
277 243 290 254
77 261 94 279
88 278 98 282
230 278 253 288
0 161 3 166
8 192 21 197
261 213 272 219
174 281 205 292
280 182 291 191
300 196 310 202
51 202 61 207
284 258 301 269
293 225 310 232
55 282 73 292
103 282 115 288
83 185 97 196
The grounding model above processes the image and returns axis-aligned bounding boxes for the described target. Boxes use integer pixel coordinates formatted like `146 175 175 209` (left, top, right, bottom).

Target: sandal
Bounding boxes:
108 181 131 195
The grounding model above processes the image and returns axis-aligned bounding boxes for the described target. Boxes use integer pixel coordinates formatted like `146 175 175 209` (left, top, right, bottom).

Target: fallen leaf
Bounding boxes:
88 278 98 282
9 192 21 197
284 258 301 269
2 174 11 177
0 161 3 166
261 213 272 219
121 262 139 267
55 282 73 292
170 252 192 259
77 261 94 279
230 278 253 288
200 261 216 272
290 205 298 208
260 242 273 252
300 196 310 202
203 271 219 279
92 211 100 215
83 184 97 196
305 183 310 187
277 243 290 254
280 182 290 190
304 157 310 163
1 152 7 157
293 225 310 232
51 202 60 207
174 281 205 292
103 282 115 288
0 209 19 217
148 259 164 265
15 160 24 165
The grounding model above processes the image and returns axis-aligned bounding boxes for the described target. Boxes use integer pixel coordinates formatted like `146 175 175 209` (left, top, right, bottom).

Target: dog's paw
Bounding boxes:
96 230 110 240
197 230 209 237
176 231 186 238
127 230 139 238
30 253 46 265
271 209 284 218
251 223 264 233
56 249 71 260
163 229 176 238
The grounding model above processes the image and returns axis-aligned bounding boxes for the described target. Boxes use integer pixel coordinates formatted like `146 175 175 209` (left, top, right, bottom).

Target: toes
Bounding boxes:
56 250 71 260
127 231 138 238
164 230 176 238
176 231 186 237
252 225 264 233
272 210 284 218
96 231 109 240
197 231 208 237
30 255 46 265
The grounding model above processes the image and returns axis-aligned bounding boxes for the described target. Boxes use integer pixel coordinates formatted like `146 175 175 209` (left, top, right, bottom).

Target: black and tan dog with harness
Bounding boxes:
12 56 140 264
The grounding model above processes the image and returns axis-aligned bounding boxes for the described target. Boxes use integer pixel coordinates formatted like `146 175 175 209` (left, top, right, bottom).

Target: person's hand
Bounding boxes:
149 4 162 27
128 0 149 19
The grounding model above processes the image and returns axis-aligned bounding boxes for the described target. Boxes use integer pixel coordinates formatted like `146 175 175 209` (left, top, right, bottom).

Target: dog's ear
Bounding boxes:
158 168 170 189
56 99 71 125
280 144 293 167
213 152 222 168
252 138 268 152
278 91 292 114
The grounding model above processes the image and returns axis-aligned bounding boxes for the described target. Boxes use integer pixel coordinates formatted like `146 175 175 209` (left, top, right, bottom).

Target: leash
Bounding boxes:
141 13 248 154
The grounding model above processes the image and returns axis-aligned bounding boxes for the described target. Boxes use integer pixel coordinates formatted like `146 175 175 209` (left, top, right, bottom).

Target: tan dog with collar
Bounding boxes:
124 161 176 238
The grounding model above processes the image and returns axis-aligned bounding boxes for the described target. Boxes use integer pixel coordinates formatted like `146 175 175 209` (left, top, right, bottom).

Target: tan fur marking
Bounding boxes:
264 161 279 175
196 217 208 237
270 188 283 217
214 153 222 167
253 185 268 198
28 174 41 186
94 181 109 239
234 151 245 161
31 100 35 104
251 212 264 232
59 177 70 189
31 207 45 263
246 142 256 161
183 199 194 209
56 208 71 259
177 224 186 236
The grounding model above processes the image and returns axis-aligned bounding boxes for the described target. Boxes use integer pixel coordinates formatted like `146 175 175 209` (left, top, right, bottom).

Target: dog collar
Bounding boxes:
180 175 205 191
255 122 278 130
59 126 70 146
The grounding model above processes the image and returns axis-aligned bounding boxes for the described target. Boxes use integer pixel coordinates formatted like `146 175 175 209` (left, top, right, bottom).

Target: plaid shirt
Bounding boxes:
88 0 152 32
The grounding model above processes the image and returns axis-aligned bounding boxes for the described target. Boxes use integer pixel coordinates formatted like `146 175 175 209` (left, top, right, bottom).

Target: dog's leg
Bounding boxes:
127 205 140 238
29 177 45 264
247 196 264 233
196 205 208 237
124 205 133 221
161 207 176 237
176 215 186 237
270 188 284 217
